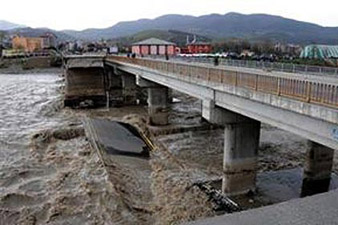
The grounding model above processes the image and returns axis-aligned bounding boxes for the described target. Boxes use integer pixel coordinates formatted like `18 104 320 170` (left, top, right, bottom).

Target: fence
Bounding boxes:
143 55 338 77
107 56 338 109
219 59 338 77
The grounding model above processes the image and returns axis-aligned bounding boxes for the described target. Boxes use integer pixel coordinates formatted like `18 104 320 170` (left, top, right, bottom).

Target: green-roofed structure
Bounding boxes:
300 45 338 59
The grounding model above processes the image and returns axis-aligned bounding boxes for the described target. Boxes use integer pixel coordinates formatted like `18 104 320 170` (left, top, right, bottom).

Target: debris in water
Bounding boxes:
193 181 241 213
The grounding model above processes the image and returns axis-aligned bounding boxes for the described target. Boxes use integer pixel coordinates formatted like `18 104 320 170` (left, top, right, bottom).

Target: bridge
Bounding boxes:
64 55 338 197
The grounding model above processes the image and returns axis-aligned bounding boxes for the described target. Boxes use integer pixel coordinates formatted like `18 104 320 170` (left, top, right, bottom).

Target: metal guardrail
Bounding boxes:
144 55 338 77
220 59 338 76
107 56 338 109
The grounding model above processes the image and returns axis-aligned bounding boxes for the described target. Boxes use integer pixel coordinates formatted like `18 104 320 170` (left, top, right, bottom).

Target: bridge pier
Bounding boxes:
106 70 123 106
301 141 334 197
223 121 260 195
203 100 260 196
121 73 138 105
148 87 169 125
137 76 169 126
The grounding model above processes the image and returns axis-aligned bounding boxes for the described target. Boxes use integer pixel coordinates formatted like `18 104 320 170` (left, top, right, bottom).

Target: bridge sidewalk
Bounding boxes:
185 189 338 225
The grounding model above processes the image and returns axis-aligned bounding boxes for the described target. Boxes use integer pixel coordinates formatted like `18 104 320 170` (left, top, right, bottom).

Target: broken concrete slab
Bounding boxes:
84 118 150 157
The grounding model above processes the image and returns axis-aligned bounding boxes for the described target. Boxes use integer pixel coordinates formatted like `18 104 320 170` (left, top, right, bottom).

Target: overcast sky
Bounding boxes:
2 0 337 30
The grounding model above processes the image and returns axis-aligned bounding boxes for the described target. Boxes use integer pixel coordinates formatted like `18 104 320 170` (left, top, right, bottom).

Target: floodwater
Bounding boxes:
1 72 336 225
0 73 131 224
0 72 213 225
0 73 67 167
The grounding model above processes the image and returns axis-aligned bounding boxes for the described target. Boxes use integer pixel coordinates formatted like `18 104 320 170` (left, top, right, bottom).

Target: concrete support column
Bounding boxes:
148 87 169 126
167 89 173 104
106 69 123 106
222 121 260 195
136 76 169 126
301 141 334 197
202 100 260 196
121 73 138 105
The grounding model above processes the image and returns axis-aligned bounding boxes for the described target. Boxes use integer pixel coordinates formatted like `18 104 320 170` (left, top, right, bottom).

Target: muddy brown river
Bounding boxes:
1 71 335 225
0 72 121 224
0 72 213 224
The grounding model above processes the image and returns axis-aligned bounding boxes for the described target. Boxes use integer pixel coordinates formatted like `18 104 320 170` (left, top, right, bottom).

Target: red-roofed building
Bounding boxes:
131 38 179 56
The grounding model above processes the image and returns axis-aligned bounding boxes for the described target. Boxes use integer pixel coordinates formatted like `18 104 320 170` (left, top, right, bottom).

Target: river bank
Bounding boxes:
0 57 61 74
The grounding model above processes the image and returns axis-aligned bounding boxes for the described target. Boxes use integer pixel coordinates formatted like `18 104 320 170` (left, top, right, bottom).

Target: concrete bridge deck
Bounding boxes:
105 56 338 150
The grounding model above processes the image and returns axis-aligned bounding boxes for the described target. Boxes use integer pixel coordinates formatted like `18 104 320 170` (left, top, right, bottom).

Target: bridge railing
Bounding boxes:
220 59 338 76
142 55 338 77
107 56 338 109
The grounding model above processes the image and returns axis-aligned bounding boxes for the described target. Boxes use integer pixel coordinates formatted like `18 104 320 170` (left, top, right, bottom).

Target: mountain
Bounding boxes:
0 20 25 30
0 20 75 42
63 13 338 44
109 30 211 47
7 27 76 42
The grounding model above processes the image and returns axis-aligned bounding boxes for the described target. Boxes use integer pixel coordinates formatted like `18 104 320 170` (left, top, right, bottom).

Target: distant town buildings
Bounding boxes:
240 50 255 58
274 43 302 56
40 33 57 49
131 37 212 56
178 35 212 54
108 46 119 54
185 41 212 54
12 36 42 52
12 33 56 52
131 38 178 56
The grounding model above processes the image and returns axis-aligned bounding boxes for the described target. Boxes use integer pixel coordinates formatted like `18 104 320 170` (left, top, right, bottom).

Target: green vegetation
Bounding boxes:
212 38 276 54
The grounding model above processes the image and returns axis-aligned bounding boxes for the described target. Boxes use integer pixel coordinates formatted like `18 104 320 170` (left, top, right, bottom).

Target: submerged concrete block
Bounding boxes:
84 118 150 157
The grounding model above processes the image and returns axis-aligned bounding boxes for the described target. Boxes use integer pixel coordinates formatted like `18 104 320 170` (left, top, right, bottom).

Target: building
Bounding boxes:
132 38 177 56
300 45 338 59
12 36 43 52
12 33 56 52
186 41 212 54
40 33 57 49
108 46 119 54
275 43 302 56
180 35 212 54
